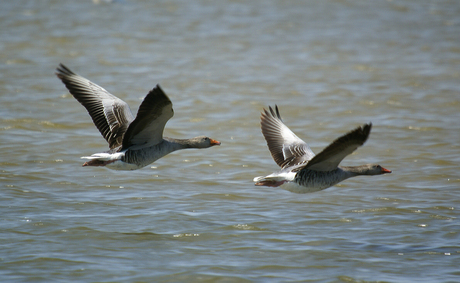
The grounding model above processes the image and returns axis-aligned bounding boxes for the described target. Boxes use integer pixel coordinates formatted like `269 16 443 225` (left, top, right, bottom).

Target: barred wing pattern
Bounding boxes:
56 64 134 150
260 105 315 169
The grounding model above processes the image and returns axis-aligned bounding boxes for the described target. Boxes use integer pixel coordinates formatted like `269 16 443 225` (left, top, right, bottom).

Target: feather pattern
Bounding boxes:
260 105 314 169
56 64 220 170
255 105 391 193
295 124 371 172
121 85 173 150
56 64 134 149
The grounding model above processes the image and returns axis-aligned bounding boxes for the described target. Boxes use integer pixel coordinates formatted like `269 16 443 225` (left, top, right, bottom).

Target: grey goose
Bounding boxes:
56 64 220 170
253 106 391 193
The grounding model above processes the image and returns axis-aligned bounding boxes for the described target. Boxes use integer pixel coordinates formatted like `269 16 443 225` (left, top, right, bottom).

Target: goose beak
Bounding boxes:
210 139 221 146
381 167 392 174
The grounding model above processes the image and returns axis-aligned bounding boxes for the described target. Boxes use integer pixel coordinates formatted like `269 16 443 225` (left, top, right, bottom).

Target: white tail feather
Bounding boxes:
253 176 264 182
253 171 296 183
81 152 124 161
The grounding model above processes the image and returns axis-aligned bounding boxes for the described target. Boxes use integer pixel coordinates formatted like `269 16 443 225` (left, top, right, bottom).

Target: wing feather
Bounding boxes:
296 123 372 172
55 64 135 149
260 105 315 168
121 84 173 150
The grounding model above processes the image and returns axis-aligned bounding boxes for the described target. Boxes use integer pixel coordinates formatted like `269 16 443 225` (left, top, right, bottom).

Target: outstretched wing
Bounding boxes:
121 84 174 150
56 64 135 149
296 123 372 172
260 105 315 168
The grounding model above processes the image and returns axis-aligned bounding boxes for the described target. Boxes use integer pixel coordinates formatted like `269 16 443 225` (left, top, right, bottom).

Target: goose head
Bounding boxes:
358 164 392 175
189 136 221 148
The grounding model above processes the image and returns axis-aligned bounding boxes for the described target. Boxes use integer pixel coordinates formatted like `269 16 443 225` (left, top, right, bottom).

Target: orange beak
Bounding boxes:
210 139 221 146
381 167 392 174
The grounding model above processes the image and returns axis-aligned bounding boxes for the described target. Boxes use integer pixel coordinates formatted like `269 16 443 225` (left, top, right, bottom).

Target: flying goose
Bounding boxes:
56 64 220 170
253 106 391 193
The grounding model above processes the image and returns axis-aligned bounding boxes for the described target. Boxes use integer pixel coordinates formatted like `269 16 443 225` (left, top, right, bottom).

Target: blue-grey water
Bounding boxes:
1 0 459 282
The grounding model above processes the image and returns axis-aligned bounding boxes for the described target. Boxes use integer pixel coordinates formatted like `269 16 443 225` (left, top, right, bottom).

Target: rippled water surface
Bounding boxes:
1 0 460 282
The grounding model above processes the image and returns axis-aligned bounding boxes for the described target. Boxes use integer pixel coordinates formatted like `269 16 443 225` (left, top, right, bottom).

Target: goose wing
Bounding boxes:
121 84 173 150
261 105 315 168
56 64 135 150
297 123 372 172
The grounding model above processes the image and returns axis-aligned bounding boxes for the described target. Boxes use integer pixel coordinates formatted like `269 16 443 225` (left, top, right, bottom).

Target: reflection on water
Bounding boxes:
1 0 459 281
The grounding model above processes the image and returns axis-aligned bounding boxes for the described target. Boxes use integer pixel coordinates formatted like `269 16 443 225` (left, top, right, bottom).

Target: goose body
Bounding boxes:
253 106 391 193
56 64 220 170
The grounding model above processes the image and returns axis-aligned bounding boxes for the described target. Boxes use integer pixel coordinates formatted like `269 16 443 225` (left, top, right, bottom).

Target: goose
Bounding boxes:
56 64 220 170
253 106 391 193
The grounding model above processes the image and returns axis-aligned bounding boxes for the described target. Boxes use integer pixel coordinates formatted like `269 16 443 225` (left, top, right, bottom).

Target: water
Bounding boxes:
1 0 459 282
